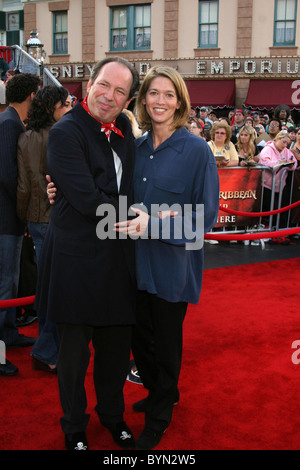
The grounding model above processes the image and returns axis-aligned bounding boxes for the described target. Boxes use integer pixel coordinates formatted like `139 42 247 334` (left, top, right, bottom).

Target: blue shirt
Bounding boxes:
134 127 219 304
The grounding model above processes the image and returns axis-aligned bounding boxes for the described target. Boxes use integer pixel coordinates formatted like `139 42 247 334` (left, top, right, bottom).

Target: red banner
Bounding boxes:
216 168 262 227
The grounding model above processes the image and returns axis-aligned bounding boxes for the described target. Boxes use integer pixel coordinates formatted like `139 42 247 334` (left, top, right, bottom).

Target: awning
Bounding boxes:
184 80 236 109
62 82 83 100
244 79 300 110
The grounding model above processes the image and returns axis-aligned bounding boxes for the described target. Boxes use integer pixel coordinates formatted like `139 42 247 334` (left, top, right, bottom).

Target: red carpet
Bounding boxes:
1 258 300 451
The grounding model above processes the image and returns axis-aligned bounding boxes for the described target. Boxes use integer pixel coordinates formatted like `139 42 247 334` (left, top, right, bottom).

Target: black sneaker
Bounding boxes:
65 432 88 450
102 421 135 449
16 312 37 327
126 365 143 385
136 426 165 450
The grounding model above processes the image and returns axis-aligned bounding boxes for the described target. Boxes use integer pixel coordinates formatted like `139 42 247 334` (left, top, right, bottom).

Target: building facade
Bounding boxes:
1 0 300 116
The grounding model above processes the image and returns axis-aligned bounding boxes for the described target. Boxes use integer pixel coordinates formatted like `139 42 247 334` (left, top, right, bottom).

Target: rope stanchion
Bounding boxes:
0 295 35 309
219 200 300 217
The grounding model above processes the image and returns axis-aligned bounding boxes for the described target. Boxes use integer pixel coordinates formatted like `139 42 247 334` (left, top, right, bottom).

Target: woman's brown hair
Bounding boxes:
135 65 191 133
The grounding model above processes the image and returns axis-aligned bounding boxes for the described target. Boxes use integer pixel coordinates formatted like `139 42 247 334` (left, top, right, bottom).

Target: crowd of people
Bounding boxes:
187 104 300 244
0 58 299 452
187 104 300 161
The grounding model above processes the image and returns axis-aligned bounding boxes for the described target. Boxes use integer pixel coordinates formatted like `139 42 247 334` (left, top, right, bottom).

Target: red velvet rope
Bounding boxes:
0 295 35 309
1 201 300 310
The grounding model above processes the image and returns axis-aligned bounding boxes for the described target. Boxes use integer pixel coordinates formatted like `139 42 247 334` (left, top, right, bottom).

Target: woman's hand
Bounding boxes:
114 207 178 238
114 207 150 237
46 175 57 204
217 157 230 168
290 148 300 161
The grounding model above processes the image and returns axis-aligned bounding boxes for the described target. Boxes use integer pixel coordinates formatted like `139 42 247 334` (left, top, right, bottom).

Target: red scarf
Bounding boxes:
80 96 124 139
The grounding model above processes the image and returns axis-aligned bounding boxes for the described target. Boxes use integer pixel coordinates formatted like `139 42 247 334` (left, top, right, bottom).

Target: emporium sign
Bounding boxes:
48 57 300 80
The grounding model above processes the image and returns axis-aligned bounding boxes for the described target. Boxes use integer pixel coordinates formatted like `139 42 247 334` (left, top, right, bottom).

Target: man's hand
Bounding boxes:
46 174 56 204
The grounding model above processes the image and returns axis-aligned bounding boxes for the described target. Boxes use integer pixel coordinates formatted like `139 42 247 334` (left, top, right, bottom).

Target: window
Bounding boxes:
198 0 218 48
53 11 68 54
7 12 19 31
0 12 6 46
134 5 151 49
0 10 24 47
274 0 297 46
110 4 151 51
111 8 127 49
7 12 19 46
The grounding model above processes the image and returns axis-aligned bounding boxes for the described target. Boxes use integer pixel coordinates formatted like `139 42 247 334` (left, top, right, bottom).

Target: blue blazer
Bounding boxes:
0 106 25 235
35 103 136 326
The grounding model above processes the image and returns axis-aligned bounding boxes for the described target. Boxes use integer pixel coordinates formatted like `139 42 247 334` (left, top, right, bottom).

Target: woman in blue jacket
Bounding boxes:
115 66 220 450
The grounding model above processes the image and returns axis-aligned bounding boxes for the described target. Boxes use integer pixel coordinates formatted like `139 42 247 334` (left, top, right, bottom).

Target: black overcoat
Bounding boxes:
34 103 136 326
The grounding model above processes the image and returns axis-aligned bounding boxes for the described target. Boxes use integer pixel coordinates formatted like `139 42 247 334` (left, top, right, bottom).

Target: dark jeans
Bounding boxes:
28 222 59 365
0 234 23 344
132 290 188 433
56 323 132 435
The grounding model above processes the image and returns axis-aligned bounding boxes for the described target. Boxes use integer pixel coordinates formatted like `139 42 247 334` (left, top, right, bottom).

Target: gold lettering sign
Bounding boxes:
47 58 300 80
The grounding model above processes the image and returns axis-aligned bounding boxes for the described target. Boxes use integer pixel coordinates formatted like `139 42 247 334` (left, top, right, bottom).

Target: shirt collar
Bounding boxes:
136 127 188 153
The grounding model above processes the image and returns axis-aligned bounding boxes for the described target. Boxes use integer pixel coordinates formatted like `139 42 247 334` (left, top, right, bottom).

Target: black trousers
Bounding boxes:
56 323 132 435
132 290 188 433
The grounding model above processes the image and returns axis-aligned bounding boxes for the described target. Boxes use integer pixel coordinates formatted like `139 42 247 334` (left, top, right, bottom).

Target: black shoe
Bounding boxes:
136 426 165 450
102 421 135 449
6 334 36 348
133 390 180 412
65 432 88 450
0 360 18 376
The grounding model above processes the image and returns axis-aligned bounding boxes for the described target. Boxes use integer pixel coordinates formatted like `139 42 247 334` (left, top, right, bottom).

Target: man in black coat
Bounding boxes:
0 73 40 377
35 57 140 450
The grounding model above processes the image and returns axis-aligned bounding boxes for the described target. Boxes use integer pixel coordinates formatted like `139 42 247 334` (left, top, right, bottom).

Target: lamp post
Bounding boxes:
25 30 46 63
